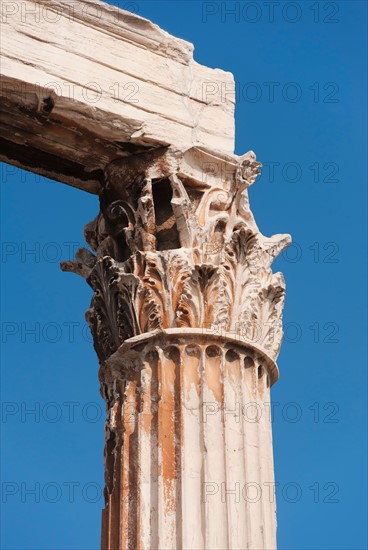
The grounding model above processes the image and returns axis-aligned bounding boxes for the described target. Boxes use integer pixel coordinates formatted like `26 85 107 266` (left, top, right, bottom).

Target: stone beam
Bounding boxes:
0 0 235 193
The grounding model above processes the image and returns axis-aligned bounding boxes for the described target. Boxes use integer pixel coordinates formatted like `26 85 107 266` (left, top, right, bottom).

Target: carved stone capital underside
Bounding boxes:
62 146 290 550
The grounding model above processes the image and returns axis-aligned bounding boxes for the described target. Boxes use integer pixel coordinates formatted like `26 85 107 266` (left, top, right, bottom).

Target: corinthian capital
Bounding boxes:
62 147 291 369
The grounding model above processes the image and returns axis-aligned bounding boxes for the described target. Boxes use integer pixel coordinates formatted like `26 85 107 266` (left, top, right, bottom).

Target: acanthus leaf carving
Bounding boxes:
60 246 96 279
176 264 217 328
62 148 291 363
86 257 131 362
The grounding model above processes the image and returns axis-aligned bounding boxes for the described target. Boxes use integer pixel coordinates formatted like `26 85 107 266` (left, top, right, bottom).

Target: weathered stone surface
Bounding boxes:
1 0 235 192
99 337 277 550
62 147 290 549
1 2 291 548
62 147 290 367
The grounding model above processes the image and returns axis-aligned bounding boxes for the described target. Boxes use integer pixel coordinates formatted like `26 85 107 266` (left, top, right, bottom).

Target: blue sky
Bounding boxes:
1 1 367 549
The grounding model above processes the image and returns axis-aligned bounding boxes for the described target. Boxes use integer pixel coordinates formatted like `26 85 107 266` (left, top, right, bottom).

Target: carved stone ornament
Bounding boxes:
61 146 291 368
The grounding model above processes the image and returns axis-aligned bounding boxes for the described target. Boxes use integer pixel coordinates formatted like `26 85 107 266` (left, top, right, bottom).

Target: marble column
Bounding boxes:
62 146 290 550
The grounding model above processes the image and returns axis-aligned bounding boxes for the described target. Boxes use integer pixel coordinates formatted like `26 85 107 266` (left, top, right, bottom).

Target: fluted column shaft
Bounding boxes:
100 333 277 550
